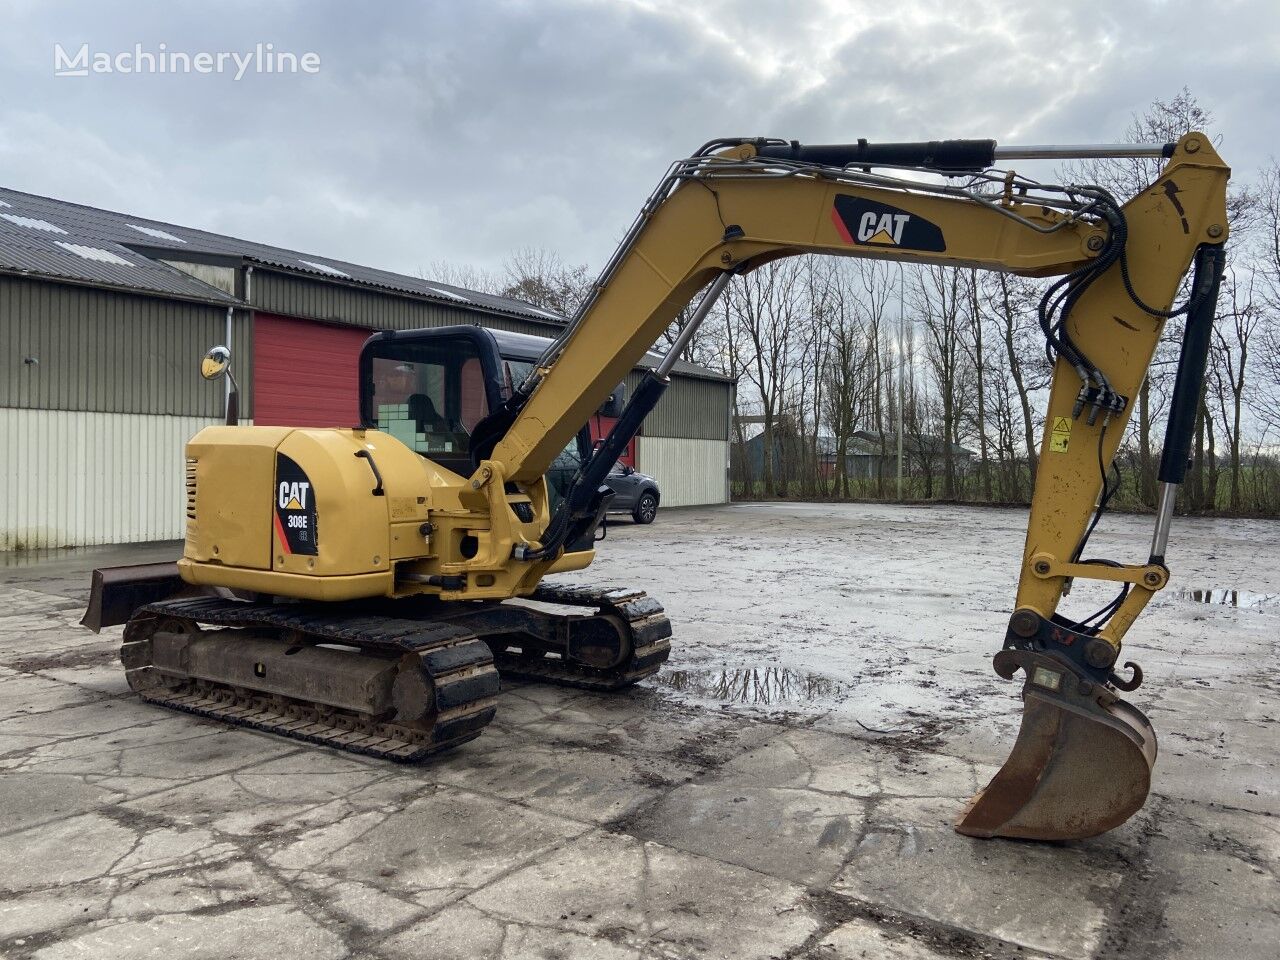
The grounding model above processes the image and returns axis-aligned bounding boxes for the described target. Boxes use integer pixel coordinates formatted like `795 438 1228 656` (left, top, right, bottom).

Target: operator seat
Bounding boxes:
407 393 448 433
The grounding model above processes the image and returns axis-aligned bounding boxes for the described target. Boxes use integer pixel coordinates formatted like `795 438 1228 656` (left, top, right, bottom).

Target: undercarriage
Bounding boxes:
113 583 671 760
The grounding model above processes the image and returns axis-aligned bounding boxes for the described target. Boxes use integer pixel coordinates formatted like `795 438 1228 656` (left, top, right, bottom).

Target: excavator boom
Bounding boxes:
479 133 1229 839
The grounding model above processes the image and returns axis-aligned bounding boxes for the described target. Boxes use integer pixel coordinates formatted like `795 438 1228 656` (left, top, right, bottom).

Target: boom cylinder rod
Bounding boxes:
654 272 731 378
1149 244 1226 564
1150 481 1178 560
994 143 1174 161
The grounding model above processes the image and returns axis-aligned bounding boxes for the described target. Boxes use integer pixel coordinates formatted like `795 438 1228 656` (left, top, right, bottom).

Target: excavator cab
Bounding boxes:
358 325 611 556
358 325 596 502
360 326 543 476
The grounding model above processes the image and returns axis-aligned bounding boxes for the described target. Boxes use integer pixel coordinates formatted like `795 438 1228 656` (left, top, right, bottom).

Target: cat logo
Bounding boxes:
831 195 947 253
278 481 310 511
274 454 318 556
858 211 911 245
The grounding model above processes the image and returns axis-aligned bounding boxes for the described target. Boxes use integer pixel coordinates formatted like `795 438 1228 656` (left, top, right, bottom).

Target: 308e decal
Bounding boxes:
831 195 946 252
274 453 318 555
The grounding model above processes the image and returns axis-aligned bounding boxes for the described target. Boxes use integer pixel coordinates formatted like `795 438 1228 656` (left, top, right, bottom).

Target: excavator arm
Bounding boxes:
476 133 1230 840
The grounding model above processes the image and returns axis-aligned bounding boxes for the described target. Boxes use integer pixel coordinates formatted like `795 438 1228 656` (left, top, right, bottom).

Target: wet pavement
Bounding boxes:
0 502 1276 959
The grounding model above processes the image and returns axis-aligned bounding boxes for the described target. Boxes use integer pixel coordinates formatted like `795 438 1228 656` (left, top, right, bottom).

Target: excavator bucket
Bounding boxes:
956 651 1157 841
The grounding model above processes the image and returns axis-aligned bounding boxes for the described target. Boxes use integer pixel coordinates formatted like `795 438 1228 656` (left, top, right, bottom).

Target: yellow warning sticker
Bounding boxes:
1050 416 1071 453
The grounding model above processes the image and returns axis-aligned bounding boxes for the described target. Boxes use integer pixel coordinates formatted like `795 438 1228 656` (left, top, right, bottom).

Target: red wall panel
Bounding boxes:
253 313 370 427
588 414 635 467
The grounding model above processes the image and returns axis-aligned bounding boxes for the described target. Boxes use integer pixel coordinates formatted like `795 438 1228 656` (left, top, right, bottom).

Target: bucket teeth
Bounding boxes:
956 650 1157 841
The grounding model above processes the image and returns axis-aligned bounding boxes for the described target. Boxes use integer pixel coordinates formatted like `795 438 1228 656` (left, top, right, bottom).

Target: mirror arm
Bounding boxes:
224 369 240 426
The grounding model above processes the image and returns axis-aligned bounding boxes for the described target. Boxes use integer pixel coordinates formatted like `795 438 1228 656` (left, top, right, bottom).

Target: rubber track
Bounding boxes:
121 597 499 761
492 583 673 690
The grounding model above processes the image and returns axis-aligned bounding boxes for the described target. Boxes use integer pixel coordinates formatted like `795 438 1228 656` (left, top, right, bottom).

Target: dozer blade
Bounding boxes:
956 650 1157 841
82 562 186 633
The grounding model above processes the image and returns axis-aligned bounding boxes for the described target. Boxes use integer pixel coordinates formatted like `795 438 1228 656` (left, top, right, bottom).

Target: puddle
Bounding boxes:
1177 588 1280 609
0 547 84 568
652 666 843 706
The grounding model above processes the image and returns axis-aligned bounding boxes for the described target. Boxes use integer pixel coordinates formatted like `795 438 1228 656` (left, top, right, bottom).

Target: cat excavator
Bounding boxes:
84 132 1229 842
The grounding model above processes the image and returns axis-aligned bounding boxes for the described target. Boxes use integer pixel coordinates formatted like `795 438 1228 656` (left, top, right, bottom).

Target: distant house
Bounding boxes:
846 430 975 478
737 426 974 481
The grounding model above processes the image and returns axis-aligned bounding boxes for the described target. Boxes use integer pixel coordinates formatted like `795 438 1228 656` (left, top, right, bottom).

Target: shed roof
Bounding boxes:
0 186 562 323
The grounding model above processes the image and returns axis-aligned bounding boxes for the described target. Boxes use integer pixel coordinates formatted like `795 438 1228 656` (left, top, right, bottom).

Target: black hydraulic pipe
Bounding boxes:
1158 245 1226 485
755 138 997 173
517 370 671 559
567 371 668 516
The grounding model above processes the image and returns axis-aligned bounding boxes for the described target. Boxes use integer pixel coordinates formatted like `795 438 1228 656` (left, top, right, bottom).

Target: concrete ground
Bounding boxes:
0 502 1276 960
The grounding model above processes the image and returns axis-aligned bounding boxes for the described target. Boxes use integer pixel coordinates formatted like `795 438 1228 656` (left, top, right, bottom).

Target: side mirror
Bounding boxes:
200 344 239 426
623 464 635 476
598 381 626 418
201 345 232 380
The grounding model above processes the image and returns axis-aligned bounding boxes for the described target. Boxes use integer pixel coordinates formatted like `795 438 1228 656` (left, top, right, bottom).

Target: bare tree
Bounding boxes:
500 246 594 317
987 272 1049 484
855 261 899 497
421 260 503 294
728 260 804 496
815 260 873 497
963 270 992 500
1250 160 1280 444
914 265 967 498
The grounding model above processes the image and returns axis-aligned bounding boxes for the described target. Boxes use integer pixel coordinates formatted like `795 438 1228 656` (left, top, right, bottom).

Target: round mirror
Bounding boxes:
201 345 232 380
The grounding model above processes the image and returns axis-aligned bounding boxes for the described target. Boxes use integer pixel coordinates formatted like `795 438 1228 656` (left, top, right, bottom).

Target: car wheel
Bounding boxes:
633 492 658 524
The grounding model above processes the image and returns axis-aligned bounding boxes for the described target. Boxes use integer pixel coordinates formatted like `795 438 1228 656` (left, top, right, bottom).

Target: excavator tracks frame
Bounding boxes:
114 584 671 760
483 583 673 690
121 597 500 761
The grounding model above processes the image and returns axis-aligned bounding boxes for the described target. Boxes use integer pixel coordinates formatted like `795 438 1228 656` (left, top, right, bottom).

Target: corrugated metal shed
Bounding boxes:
0 408 220 549
625 369 730 441
2 276 250 416
2 186 736 549
250 270 559 340
0 185 567 323
0 185 730 385
635 437 730 506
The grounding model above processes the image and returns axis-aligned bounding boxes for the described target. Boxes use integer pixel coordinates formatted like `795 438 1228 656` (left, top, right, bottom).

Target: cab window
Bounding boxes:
368 338 490 470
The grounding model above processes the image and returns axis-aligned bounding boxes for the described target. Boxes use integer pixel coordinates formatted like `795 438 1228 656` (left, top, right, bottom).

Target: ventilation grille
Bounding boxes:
185 458 198 521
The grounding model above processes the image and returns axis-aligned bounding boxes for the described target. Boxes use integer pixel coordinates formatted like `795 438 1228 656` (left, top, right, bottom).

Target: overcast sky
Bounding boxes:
3 0 1277 279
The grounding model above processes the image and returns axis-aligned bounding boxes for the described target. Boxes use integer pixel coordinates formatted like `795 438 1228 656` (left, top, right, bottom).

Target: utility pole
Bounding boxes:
897 263 906 501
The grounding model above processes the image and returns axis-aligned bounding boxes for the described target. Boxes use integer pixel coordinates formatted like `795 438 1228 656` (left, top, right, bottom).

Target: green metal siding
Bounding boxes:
1 276 251 417
625 370 731 441
1 271 732 439
252 271 560 337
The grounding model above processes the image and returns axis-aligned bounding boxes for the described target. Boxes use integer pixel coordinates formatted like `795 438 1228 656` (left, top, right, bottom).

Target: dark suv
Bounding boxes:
605 462 661 524
548 440 661 525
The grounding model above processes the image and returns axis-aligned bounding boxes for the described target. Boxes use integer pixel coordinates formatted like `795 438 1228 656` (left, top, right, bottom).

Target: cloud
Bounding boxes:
2 0 1276 278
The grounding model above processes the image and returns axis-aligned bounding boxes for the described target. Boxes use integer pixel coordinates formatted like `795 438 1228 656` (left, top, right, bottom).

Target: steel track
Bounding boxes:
121 597 499 761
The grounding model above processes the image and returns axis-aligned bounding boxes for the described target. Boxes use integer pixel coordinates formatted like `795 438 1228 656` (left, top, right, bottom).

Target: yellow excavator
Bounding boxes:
84 132 1229 842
